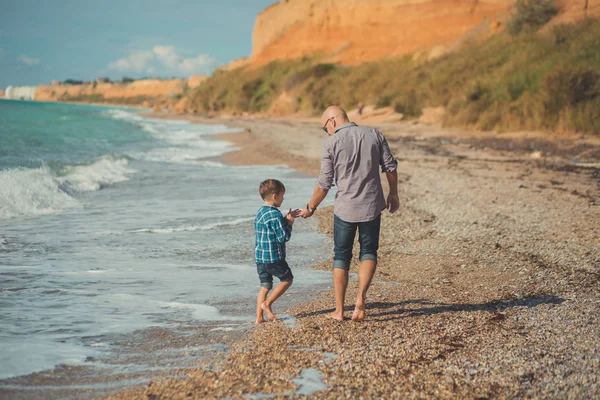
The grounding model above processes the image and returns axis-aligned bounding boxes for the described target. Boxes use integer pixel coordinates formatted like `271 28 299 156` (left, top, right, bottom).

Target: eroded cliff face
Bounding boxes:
242 0 600 67
34 79 187 103
249 0 513 66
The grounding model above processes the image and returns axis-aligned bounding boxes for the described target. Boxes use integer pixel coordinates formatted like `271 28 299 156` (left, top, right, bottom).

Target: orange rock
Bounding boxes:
187 75 207 89
220 0 598 71
35 79 186 103
174 97 189 113
246 0 516 68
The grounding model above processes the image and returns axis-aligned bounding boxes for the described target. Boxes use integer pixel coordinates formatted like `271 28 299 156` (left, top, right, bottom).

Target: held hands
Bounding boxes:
387 193 400 214
298 205 314 219
285 208 302 225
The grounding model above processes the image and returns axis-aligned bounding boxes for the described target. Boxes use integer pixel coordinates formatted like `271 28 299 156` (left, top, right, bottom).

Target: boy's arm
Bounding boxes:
269 212 292 244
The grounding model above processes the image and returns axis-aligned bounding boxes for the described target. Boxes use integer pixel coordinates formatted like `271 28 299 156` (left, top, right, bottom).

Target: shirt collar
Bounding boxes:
334 121 357 134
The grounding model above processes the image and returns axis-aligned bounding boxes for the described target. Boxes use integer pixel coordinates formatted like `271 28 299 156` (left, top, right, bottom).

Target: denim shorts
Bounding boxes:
333 213 381 270
256 259 293 289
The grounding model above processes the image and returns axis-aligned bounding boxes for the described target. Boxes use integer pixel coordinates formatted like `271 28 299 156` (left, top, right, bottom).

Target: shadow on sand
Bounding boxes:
295 295 565 322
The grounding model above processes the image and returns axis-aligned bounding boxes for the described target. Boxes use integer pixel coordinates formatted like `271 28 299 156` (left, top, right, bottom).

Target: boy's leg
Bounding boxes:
261 260 293 321
261 280 292 320
256 263 273 324
256 287 270 324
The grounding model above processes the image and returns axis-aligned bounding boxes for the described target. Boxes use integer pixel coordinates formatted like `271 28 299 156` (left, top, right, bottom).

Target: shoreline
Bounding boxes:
103 110 600 398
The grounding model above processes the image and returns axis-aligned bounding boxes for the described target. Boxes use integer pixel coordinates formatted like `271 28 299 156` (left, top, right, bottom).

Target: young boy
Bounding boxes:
254 179 300 324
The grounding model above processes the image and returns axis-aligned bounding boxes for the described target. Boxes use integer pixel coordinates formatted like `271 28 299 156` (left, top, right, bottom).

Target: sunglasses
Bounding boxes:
322 118 332 133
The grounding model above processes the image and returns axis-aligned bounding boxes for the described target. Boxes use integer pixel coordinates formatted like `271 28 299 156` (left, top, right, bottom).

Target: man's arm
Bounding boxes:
386 170 399 214
299 185 328 218
300 141 333 218
377 129 399 214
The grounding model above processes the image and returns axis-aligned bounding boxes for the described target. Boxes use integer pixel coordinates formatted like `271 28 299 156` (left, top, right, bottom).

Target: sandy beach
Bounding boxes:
105 112 600 399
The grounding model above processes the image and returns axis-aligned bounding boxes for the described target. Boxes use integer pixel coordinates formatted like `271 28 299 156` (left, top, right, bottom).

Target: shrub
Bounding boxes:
544 64 600 112
393 89 421 118
506 0 559 35
375 95 393 109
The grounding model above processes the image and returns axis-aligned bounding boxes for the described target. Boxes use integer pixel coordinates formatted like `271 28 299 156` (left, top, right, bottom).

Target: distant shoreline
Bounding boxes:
0 97 150 110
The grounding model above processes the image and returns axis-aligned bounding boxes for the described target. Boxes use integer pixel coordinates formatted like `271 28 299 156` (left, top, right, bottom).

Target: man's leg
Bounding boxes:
353 260 376 321
261 281 292 320
331 215 356 321
330 268 349 321
352 214 381 322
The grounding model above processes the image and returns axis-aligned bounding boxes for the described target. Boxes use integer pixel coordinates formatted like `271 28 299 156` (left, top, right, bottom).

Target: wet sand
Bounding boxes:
98 112 600 399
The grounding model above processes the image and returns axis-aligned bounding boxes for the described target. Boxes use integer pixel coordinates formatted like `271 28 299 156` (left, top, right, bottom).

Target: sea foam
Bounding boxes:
0 157 135 219
0 167 81 219
131 217 253 234
58 157 136 193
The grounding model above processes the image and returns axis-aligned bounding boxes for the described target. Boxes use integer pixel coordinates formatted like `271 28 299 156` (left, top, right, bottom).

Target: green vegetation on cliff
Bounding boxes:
189 17 600 134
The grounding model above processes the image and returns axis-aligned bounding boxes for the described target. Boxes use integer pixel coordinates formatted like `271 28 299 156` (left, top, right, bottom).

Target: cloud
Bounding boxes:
18 55 40 66
108 46 214 76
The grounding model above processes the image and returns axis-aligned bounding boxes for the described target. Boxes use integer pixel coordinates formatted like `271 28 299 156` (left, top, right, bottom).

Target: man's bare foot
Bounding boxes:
351 304 366 322
255 317 265 324
260 302 276 320
326 312 344 322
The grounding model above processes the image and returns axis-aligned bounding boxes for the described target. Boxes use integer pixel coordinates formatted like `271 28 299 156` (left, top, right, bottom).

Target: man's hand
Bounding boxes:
286 208 301 225
387 193 400 214
298 206 314 219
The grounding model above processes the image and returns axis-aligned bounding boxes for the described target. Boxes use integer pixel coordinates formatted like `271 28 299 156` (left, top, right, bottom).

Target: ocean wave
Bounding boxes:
131 217 253 234
0 167 81 219
130 146 233 165
103 109 143 122
157 301 244 321
104 109 243 164
0 157 135 219
58 157 136 193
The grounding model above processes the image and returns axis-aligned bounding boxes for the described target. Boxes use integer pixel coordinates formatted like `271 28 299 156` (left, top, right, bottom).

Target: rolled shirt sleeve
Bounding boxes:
378 130 398 173
317 142 334 190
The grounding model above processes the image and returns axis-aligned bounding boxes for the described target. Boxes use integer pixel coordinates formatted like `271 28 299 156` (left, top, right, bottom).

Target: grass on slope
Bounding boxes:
189 18 600 134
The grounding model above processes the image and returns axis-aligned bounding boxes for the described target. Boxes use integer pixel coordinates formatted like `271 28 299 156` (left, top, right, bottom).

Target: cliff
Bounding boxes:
230 0 600 68
35 79 187 104
246 0 514 67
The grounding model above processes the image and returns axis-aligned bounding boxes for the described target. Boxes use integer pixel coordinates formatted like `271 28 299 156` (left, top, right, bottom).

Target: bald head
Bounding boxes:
320 106 350 135
321 105 349 126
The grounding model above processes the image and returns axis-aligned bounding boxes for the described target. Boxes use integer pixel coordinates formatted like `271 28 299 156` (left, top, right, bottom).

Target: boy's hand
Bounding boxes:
285 208 301 224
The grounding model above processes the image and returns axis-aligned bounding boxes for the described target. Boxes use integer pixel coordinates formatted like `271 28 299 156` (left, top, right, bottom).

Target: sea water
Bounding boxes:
0 100 332 381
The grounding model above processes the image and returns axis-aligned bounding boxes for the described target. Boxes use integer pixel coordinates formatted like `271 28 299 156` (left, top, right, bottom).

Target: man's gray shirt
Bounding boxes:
317 122 397 223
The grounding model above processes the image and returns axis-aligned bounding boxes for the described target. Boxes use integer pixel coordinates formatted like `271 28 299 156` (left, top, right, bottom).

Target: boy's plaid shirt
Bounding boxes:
254 205 292 264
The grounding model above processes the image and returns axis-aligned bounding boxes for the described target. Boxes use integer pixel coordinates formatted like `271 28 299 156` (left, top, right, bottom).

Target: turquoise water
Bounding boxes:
0 100 149 171
0 100 332 386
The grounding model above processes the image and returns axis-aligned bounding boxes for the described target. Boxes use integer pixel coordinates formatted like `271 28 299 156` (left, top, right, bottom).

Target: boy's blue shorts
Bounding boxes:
256 260 293 289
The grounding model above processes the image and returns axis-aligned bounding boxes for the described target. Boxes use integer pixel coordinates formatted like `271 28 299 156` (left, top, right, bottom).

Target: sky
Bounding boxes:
0 0 276 88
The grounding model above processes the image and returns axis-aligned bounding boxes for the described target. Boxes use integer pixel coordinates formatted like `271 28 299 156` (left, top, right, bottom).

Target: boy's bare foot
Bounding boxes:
260 302 276 320
327 312 344 322
351 304 366 322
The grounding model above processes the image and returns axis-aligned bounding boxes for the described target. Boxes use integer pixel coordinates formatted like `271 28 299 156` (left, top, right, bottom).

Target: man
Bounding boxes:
300 105 399 321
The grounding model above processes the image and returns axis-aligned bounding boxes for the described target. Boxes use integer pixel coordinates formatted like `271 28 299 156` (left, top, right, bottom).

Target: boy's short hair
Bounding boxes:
259 179 285 200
